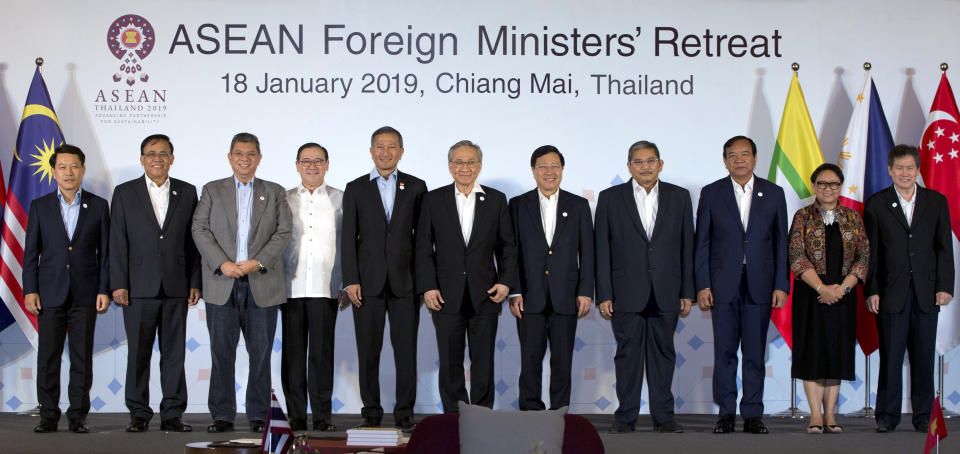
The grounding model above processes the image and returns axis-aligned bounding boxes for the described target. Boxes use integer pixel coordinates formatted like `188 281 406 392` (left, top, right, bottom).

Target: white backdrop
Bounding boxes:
0 0 958 416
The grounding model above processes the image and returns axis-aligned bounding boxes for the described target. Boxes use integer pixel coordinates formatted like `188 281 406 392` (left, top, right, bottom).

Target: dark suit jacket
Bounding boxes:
416 184 518 315
109 176 201 298
23 189 110 307
694 176 790 304
864 185 955 313
341 171 426 297
509 189 594 314
595 181 694 313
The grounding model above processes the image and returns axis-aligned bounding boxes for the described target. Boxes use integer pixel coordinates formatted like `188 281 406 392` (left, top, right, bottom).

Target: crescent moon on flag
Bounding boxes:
923 110 958 130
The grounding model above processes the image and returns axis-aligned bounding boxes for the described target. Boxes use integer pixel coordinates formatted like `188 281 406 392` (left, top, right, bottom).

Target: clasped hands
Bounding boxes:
509 295 592 319
423 283 510 311
220 260 261 278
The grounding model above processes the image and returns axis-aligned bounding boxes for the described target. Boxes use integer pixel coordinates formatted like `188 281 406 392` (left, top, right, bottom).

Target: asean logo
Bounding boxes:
107 14 155 86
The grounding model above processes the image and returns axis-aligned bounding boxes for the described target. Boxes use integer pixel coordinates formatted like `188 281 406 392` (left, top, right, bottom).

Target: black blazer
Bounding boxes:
864 185 955 313
595 181 694 313
22 189 110 307
509 189 594 314
416 184 518 315
109 176 201 298
341 171 426 298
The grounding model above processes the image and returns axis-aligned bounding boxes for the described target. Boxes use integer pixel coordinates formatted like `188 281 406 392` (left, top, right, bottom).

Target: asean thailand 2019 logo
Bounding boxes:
107 14 155 86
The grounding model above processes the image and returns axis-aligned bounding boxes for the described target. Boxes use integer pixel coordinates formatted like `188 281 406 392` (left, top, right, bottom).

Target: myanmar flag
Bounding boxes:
767 71 825 348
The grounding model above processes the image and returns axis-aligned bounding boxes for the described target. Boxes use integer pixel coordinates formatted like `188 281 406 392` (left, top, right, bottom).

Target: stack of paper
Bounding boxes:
346 427 402 446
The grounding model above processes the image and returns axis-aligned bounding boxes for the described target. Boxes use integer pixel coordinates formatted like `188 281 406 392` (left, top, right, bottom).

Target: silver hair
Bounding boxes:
447 140 483 162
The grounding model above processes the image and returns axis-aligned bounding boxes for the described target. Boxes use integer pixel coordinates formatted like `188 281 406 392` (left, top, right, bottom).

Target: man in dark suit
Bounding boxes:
865 145 954 433
23 144 110 434
694 135 789 434
341 126 426 430
417 140 517 413
110 134 200 433
595 141 693 434
192 132 292 434
508 145 594 412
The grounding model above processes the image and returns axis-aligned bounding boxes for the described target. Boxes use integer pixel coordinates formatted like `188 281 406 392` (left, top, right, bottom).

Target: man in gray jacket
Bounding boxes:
192 132 292 434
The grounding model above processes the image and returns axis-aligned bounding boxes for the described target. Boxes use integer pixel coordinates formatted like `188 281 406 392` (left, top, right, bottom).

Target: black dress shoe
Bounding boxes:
875 422 895 433
713 414 735 434
915 421 929 433
607 421 636 434
395 416 415 433
313 420 337 432
360 417 381 428
69 419 90 434
206 420 235 433
126 417 149 433
160 418 193 432
743 418 769 434
654 419 684 433
250 420 265 433
289 419 307 431
33 420 57 433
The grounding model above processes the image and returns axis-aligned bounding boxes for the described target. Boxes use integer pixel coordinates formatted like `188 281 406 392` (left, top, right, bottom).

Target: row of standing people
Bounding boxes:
22 129 952 438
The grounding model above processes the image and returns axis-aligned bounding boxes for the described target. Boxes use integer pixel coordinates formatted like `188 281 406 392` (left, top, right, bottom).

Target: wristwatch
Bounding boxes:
841 283 851 294
257 261 266 274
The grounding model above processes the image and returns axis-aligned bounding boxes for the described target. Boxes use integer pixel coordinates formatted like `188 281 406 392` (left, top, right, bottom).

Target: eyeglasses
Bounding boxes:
815 181 842 190
297 159 327 167
630 158 660 167
142 151 172 159
450 160 479 169
230 151 259 159
534 164 563 171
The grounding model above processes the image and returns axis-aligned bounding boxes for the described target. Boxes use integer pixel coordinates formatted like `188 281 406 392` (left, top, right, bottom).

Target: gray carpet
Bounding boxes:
0 412 956 453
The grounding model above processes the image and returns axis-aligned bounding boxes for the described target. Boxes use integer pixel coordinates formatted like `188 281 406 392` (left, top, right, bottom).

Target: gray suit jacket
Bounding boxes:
192 176 292 307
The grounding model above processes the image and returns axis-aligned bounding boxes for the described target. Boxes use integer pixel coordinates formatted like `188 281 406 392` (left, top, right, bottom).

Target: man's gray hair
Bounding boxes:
447 140 483 162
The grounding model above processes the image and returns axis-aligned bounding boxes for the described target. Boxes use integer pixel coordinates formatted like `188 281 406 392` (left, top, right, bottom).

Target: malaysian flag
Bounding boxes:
261 392 294 454
0 66 62 348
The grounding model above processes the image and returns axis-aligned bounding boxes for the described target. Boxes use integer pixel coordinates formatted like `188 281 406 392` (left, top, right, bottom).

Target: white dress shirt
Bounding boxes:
731 175 754 231
632 179 659 239
896 185 917 227
539 190 559 246
145 175 170 226
455 184 485 244
284 183 342 298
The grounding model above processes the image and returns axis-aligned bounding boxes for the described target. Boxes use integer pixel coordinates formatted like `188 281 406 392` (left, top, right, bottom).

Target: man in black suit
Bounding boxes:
595 141 693 434
508 145 594 411
417 140 518 413
23 144 110 434
341 126 426 430
110 134 200 433
865 145 954 433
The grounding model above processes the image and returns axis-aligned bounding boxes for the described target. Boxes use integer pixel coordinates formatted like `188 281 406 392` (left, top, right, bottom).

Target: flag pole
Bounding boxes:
772 61 810 420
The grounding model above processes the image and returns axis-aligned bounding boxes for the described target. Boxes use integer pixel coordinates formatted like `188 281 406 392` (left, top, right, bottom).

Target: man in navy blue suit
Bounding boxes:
23 144 110 434
694 135 789 434
596 140 693 434
508 145 594 412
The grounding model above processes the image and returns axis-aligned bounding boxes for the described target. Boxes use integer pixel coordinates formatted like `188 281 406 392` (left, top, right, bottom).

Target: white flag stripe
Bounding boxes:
837 72 872 203
1 246 24 283
936 230 960 354
0 280 38 347
3 208 26 241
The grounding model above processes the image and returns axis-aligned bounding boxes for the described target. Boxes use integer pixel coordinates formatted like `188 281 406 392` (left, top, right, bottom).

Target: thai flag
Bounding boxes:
261 392 294 454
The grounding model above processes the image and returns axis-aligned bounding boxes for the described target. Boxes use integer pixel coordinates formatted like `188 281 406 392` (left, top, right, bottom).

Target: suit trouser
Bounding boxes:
281 297 338 424
123 296 188 422
36 293 97 423
516 297 578 411
712 271 771 419
611 290 679 425
352 283 419 421
875 282 938 427
432 292 499 413
205 277 278 423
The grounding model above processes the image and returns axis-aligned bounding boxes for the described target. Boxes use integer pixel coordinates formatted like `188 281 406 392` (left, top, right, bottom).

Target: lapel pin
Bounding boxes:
892 202 898 208
562 212 568 217
172 190 178 196
758 192 763 197
399 182 405 190
82 203 88 209
479 196 485 201
259 196 265 201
